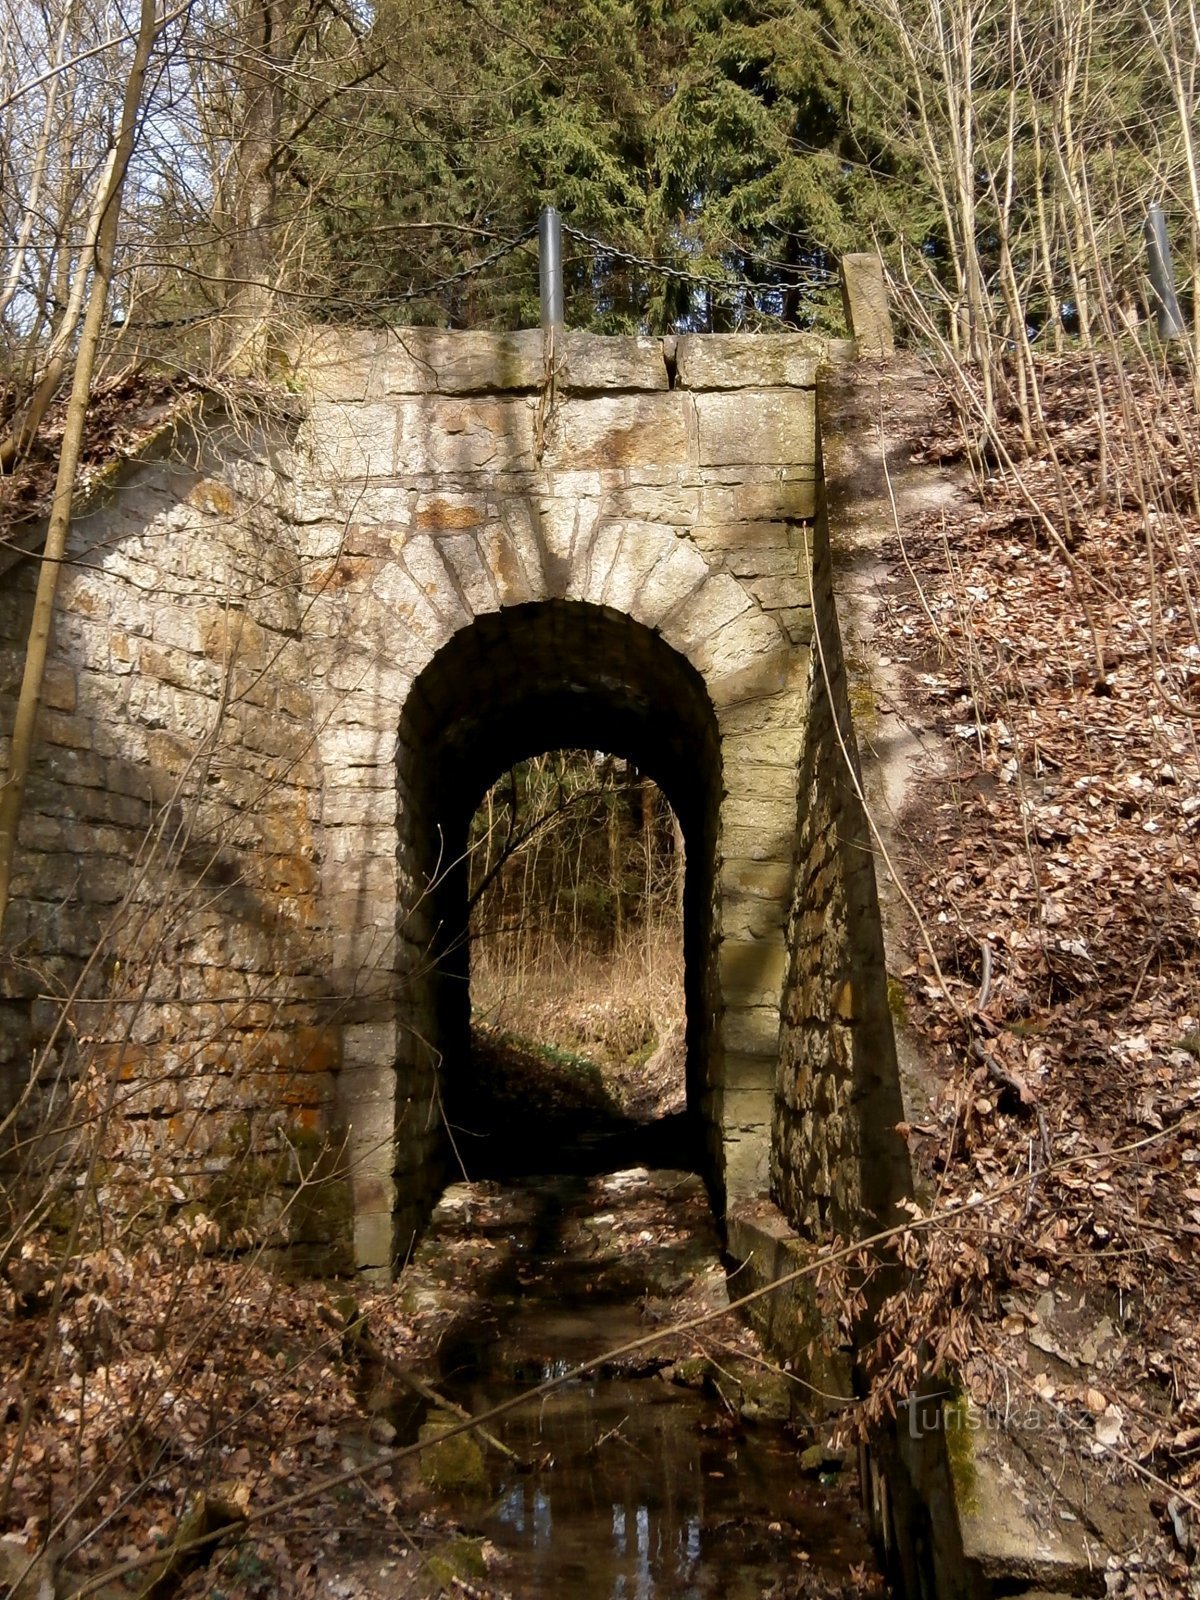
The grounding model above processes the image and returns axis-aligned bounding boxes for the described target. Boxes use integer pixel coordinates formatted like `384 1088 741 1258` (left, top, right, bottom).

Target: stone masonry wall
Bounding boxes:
292 327 821 1269
0 327 907 1281
0 405 349 1268
771 465 911 1238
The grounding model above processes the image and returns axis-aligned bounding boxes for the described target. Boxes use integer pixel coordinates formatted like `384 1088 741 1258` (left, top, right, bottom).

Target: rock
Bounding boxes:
417 1411 489 1499
368 1415 397 1445
799 1436 848 1474
672 1357 713 1390
424 1537 488 1590
735 1366 794 1424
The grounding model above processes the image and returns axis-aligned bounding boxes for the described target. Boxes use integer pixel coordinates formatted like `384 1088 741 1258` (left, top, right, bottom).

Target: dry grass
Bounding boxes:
470 919 686 1121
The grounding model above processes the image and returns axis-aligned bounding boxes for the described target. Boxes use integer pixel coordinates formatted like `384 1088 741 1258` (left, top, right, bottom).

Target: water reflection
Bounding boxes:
409 1170 881 1598
469 1374 867 1600
498 1475 704 1600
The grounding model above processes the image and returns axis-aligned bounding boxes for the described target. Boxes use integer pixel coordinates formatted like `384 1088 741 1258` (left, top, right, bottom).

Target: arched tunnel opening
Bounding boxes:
395 600 724 1221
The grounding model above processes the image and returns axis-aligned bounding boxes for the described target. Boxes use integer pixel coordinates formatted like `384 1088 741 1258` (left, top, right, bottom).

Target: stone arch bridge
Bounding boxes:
0 324 909 1279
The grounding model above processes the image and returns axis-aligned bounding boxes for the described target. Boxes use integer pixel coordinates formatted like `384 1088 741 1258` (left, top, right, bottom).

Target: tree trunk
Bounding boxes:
0 0 160 932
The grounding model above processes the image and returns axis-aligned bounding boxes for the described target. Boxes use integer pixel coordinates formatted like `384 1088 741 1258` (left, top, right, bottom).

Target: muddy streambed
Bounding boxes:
369 1168 886 1599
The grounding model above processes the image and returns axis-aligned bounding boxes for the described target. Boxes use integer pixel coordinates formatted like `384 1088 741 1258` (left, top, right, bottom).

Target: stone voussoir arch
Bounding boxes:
296 328 816 1276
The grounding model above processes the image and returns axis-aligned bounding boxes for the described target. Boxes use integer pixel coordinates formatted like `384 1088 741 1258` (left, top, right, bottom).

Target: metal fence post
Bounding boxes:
1145 202 1186 341
539 205 564 331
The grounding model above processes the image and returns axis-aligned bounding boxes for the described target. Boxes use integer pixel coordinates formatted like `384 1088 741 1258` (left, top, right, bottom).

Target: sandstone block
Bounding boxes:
660 571 751 655
749 575 812 611
440 533 499 614
353 1211 396 1272
722 858 795 900
695 389 817 468
339 1066 396 1109
708 648 805 711
472 523 532 606
840 253 895 356
37 710 92 751
41 660 77 712
544 393 690 471
543 469 607 507
43 746 106 790
723 1050 778 1091
722 1087 773 1129
332 936 395 984
720 940 789 1006
396 397 537 475
723 825 796 863
628 537 710 628
707 477 815 523
400 535 473 630
295 327 377 400
306 328 672 398
557 333 668 392
376 329 544 396
721 548 800 578
600 523 669 613
689 609 783 682
326 823 399 863
599 484 700 523
567 518 625 604
305 401 397 479
533 494 599 585
676 334 821 391
723 727 804 769
323 788 396 826
724 1004 783 1056
723 1128 770 1199
413 493 489 532
358 565 457 664
497 502 547 596
319 724 398 766
321 856 396 899
692 518 792 551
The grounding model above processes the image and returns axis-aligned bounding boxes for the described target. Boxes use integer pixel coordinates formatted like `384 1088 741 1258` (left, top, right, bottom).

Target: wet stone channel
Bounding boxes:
373 1168 886 1599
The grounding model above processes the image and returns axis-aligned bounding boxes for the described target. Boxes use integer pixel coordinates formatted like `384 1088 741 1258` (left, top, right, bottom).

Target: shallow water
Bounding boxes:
400 1169 883 1600
465 1375 873 1600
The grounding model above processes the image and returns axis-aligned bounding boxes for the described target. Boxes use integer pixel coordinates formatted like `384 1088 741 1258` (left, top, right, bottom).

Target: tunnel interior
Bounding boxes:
463 749 688 1175
395 601 724 1209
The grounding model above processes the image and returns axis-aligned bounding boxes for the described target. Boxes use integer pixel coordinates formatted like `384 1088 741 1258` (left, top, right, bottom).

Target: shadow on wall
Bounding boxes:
0 414 349 1268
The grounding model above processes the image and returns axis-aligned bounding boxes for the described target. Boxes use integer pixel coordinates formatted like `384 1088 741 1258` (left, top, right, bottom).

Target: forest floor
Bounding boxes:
847 347 1200 1596
0 1161 883 1600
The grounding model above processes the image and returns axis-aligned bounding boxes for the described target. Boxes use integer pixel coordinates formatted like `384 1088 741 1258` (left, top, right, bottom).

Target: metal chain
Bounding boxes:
120 227 541 331
560 222 838 297
118 220 839 332
363 225 539 306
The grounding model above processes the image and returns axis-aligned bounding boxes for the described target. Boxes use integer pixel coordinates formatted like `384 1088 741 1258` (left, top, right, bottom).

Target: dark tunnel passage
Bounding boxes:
395 601 724 1214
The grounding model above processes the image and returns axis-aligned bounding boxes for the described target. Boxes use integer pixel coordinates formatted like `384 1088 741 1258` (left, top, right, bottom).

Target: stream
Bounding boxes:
380 1166 887 1600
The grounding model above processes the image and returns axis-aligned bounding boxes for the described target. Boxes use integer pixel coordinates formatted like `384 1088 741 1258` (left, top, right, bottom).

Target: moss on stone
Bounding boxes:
425 1537 487 1590
846 674 877 733
735 1365 794 1423
886 976 908 1024
673 1356 713 1390
942 1394 981 1516
417 1412 489 1499
199 1118 353 1269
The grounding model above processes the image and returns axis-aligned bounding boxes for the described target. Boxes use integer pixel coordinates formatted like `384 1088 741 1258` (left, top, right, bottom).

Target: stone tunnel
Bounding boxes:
0 327 910 1280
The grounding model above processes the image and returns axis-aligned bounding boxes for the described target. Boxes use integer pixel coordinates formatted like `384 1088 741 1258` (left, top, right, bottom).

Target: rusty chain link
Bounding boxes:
560 222 838 297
